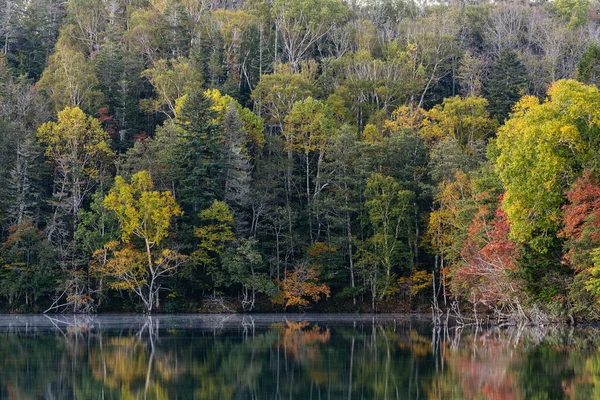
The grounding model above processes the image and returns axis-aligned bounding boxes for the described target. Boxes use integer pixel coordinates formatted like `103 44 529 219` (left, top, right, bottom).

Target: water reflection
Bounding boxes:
0 314 599 399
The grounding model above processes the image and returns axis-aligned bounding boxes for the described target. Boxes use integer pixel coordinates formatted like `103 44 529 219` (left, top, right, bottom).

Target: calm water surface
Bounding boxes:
0 313 598 399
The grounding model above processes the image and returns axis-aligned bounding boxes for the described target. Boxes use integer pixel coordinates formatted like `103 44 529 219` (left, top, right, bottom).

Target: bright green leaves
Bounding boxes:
285 97 336 154
193 200 236 283
104 171 182 246
141 57 204 119
360 173 415 298
365 173 414 234
496 80 600 251
38 38 103 114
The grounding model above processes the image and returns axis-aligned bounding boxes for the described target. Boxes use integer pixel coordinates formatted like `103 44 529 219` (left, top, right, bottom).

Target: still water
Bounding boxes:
0 314 597 399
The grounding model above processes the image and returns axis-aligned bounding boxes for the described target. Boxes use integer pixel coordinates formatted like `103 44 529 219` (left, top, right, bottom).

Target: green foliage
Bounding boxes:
3 0 600 316
38 37 103 113
360 173 415 299
0 222 58 310
141 57 204 118
484 49 528 122
193 200 236 287
577 43 600 87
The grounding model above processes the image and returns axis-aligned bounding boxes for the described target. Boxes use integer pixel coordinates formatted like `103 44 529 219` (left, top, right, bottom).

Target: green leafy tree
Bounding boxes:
193 200 236 291
38 37 103 113
0 222 58 310
285 97 337 243
221 238 276 311
577 43 600 87
359 173 415 304
141 57 203 119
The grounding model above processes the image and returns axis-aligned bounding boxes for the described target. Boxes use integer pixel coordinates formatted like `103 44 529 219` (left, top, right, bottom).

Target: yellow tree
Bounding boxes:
419 96 498 147
37 106 114 240
100 171 184 313
496 80 600 251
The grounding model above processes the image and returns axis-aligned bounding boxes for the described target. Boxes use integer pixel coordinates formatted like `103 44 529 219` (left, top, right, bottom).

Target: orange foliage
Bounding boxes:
275 264 331 309
560 170 600 271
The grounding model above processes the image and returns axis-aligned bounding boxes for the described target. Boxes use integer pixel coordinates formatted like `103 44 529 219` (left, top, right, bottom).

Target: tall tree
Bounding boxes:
37 37 103 113
37 106 114 244
359 173 414 303
100 170 185 313
484 49 528 122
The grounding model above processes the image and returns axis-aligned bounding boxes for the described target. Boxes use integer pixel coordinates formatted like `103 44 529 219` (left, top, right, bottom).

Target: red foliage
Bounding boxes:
96 107 117 137
453 198 521 306
560 170 600 271
445 334 522 400
133 132 149 142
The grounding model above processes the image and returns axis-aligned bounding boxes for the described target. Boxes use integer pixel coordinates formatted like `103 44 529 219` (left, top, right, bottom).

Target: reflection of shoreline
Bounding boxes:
0 317 599 399
0 313 430 331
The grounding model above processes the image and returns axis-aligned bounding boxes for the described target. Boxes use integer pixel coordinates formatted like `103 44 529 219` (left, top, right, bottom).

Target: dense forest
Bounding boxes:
2 0 600 319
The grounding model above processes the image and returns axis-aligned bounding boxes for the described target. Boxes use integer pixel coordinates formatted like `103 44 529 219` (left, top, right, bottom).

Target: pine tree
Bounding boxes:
174 90 224 224
484 49 528 122
222 103 252 223
577 43 600 87
4 136 42 226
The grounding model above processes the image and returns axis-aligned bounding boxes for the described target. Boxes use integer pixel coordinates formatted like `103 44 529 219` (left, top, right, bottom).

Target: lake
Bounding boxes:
0 314 597 399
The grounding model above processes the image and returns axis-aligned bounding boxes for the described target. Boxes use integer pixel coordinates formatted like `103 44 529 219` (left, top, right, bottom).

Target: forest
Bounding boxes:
1 0 600 320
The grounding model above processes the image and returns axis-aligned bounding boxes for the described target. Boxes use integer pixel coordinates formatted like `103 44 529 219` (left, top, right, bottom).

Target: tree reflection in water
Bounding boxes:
0 315 599 399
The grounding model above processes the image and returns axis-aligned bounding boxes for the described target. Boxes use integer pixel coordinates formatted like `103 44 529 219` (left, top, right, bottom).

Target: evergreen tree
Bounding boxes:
484 49 528 122
577 43 600 87
174 90 223 225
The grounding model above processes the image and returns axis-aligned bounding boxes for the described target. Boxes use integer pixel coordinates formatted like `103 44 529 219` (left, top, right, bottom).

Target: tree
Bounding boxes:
65 0 108 53
453 202 525 320
560 171 600 274
37 106 114 244
193 200 236 290
419 95 498 147
0 222 58 310
484 49 528 121
360 173 414 301
284 97 337 243
427 171 477 268
141 57 203 119
37 37 103 113
221 238 276 311
251 62 318 130
560 170 600 308
100 170 185 313
457 51 487 97
2 136 43 227
577 43 600 87
276 263 330 309
496 80 600 251
173 90 223 220
273 0 349 69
